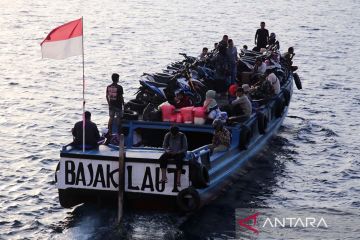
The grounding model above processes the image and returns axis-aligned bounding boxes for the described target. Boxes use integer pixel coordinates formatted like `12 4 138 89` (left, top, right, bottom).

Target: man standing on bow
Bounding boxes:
254 22 269 51
106 73 124 136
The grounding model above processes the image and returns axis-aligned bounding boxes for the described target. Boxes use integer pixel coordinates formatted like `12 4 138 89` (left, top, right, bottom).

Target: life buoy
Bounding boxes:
125 99 148 114
257 112 268 134
274 97 285 118
123 109 139 120
239 125 252 150
189 161 209 188
293 73 302 90
176 187 201 212
283 89 291 106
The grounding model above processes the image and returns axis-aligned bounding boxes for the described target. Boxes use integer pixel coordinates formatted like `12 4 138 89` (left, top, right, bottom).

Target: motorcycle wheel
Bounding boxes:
136 91 149 102
191 92 204 107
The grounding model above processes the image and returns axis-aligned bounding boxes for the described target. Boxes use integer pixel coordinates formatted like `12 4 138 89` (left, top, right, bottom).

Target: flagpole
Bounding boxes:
82 16 85 152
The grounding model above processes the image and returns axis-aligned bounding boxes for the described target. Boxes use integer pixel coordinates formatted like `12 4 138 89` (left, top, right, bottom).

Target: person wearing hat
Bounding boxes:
209 119 231 153
106 73 124 136
159 125 188 186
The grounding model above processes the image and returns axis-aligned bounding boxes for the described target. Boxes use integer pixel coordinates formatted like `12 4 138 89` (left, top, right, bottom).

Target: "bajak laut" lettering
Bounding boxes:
64 161 186 193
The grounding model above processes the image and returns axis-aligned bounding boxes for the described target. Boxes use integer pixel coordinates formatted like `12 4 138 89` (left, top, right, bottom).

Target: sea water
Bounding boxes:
0 0 359 239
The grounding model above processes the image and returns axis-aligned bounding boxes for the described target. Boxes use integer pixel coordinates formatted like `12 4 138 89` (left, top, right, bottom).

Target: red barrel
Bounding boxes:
161 104 175 122
180 106 194 124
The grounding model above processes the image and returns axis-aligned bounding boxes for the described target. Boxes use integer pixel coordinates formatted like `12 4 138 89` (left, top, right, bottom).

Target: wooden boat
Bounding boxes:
55 50 295 212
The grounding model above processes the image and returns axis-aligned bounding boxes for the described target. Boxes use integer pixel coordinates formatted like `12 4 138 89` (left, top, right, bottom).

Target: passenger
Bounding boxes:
250 57 267 85
218 35 229 48
198 47 209 61
174 90 193 109
133 128 143 147
267 32 280 50
242 84 250 94
227 39 238 84
243 45 248 50
266 69 280 95
209 119 231 153
106 73 124 136
241 84 252 100
72 111 100 149
231 87 252 119
251 75 274 100
253 57 267 74
282 47 298 72
159 125 188 187
210 43 219 57
228 82 239 102
203 90 219 123
212 44 231 92
254 22 269 51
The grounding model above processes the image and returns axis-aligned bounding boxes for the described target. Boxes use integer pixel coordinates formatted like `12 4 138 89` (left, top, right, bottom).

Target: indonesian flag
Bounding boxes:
41 18 83 59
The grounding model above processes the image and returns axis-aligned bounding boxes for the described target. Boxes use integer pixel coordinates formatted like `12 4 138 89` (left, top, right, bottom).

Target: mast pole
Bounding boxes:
82 16 85 152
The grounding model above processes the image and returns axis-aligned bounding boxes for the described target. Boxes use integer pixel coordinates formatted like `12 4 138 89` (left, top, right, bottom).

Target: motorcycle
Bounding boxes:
135 66 206 106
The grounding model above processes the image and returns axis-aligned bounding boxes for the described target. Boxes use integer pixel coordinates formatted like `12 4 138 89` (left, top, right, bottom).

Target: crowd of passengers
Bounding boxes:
174 21 297 123
70 22 298 185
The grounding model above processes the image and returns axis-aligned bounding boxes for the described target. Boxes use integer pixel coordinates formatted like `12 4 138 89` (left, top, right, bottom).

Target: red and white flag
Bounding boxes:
41 18 83 59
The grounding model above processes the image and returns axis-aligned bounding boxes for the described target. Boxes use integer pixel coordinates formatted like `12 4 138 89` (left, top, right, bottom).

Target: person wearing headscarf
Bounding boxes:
203 90 220 122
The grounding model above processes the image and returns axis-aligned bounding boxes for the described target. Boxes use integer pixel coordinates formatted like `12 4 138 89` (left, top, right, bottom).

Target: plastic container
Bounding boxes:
176 112 183 123
170 114 177 122
193 107 206 125
161 104 175 122
180 107 194 124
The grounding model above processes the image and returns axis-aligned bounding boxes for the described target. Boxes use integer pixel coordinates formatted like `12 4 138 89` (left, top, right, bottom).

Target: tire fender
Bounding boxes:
239 125 252 150
189 159 209 188
274 97 285 118
257 112 268 135
176 187 201 212
294 73 302 90
283 89 291 106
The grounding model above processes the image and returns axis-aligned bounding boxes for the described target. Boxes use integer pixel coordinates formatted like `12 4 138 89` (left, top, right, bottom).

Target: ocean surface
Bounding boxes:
1 0 360 239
